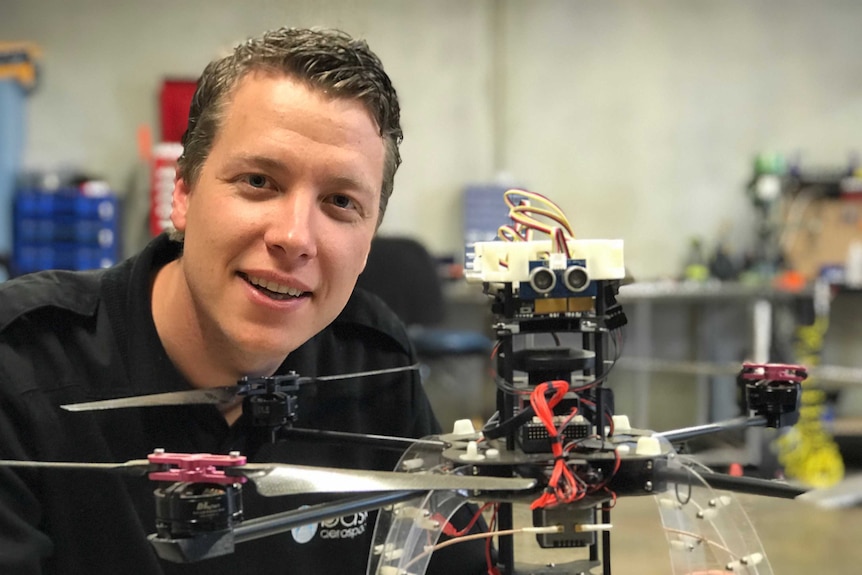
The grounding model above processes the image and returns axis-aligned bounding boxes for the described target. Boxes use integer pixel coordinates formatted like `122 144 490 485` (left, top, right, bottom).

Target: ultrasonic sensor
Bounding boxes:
529 267 557 294
563 266 590 292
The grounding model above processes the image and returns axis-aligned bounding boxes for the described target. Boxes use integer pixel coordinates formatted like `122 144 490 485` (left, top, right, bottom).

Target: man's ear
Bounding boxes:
359 237 373 273
170 177 192 233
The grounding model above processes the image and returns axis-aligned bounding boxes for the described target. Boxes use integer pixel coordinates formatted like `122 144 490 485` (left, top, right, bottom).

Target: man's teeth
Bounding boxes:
246 275 304 297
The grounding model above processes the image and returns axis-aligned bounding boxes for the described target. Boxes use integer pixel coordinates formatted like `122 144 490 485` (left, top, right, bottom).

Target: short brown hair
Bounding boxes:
177 27 402 225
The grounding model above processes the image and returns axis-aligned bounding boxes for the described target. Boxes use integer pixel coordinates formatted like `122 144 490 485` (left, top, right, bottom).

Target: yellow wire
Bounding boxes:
498 189 575 242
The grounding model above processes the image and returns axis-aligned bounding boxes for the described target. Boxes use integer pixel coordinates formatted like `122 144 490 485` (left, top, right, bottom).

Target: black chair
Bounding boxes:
356 236 494 430
356 236 492 358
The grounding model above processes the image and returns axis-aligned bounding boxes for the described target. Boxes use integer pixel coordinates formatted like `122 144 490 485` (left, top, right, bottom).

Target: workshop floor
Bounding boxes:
510 482 862 574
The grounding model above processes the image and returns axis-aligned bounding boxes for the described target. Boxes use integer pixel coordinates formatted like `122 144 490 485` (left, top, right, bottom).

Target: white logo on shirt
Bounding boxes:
290 510 368 544
291 506 319 544
319 512 368 540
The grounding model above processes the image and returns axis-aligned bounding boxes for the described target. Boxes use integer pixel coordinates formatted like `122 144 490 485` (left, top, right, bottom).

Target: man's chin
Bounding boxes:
233 333 315 366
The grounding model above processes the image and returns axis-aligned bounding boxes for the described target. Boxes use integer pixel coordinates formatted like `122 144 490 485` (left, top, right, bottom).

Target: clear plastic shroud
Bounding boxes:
656 439 773 575
366 436 470 575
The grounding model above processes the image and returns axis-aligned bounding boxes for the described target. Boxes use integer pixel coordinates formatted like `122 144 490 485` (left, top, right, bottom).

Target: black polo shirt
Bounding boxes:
0 234 488 574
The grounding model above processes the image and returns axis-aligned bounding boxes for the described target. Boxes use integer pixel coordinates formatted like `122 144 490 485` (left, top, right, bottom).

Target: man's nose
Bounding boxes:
264 191 318 259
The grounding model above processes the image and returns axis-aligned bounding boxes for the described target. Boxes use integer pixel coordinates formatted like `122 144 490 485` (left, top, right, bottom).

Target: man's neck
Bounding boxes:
151 259 260 425
151 259 252 389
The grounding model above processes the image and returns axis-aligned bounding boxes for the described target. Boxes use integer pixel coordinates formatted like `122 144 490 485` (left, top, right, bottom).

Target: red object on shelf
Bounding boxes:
149 142 183 237
159 79 197 143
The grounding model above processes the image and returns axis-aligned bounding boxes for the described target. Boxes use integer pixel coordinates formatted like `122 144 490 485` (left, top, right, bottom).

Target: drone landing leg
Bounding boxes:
601 507 611 575
498 502 516 575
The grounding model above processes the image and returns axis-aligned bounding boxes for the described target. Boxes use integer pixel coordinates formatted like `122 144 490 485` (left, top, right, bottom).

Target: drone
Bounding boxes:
0 189 812 575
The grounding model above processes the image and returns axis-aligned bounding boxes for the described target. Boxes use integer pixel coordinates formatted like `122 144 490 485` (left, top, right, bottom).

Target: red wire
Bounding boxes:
485 504 500 575
600 490 618 510
571 380 600 393
557 407 579 433
529 380 584 510
605 411 615 436
553 227 571 257
439 502 495 537
592 442 622 492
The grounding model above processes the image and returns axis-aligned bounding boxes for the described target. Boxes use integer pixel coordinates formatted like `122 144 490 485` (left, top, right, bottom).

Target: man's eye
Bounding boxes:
245 174 269 188
330 194 355 210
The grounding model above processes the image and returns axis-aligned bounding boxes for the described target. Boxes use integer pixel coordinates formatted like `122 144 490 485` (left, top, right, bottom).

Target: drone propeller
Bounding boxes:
61 388 236 410
0 451 537 496
231 463 536 496
59 364 420 412
0 459 151 474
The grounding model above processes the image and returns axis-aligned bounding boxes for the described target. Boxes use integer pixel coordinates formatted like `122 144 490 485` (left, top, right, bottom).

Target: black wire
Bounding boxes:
674 470 693 505
482 403 536 440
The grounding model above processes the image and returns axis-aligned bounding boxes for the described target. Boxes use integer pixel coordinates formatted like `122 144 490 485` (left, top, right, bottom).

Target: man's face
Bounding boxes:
170 72 384 371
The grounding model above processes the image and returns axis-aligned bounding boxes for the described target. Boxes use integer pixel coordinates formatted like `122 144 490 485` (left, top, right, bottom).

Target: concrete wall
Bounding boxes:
3 0 861 279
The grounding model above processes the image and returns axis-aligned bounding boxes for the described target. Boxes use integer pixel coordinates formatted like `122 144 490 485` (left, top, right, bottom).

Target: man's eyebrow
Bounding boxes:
225 154 287 173
323 174 377 197
225 154 378 197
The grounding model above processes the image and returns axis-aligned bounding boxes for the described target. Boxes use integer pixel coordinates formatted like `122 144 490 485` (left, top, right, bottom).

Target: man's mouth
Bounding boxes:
241 273 308 301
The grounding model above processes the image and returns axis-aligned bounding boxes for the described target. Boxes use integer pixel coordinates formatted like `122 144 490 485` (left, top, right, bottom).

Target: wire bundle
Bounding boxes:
528 380 584 510
497 189 575 259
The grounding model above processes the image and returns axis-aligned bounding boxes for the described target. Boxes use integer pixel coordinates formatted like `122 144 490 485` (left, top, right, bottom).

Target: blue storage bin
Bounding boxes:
12 186 120 275
0 80 26 278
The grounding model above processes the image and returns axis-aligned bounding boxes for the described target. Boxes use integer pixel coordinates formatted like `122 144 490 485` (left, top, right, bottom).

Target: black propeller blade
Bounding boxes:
60 364 420 412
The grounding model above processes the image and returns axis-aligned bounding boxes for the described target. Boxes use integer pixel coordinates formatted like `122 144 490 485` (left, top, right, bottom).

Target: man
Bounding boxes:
0 28 488 574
